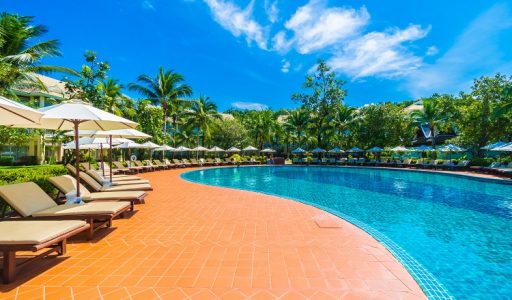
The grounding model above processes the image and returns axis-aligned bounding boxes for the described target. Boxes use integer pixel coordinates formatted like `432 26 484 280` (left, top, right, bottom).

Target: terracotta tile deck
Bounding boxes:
1 168 427 299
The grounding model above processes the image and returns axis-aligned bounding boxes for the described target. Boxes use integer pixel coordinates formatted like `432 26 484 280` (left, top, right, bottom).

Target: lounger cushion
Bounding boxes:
32 202 130 217
83 191 145 201
49 175 92 198
0 182 57 217
0 220 87 245
100 184 152 192
86 170 148 184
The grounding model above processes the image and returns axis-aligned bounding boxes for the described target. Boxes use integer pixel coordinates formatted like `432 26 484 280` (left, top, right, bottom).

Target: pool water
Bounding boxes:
182 166 512 299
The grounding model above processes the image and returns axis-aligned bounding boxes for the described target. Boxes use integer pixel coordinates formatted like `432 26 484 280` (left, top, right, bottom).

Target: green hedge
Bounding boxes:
0 165 67 197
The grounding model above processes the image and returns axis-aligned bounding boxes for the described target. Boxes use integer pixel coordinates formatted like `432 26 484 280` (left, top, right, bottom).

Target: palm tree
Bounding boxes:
286 109 309 147
247 111 277 150
185 96 221 147
411 98 448 149
128 67 192 143
97 78 136 118
0 13 77 93
331 104 355 145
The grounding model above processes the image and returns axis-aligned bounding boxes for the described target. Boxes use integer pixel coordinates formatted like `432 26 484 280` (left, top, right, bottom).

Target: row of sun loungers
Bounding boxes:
0 164 154 283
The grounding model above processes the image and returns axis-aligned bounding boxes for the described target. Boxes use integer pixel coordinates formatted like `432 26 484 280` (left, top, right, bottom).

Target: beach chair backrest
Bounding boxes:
49 175 91 198
172 159 181 164
489 162 500 168
78 172 103 192
66 164 77 175
0 182 57 217
215 158 222 163
86 170 107 183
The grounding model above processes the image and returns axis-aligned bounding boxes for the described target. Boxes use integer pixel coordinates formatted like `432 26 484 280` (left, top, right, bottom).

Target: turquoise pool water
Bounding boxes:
182 166 512 299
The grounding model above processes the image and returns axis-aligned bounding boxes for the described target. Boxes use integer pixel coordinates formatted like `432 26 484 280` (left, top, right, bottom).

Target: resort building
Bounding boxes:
404 100 456 146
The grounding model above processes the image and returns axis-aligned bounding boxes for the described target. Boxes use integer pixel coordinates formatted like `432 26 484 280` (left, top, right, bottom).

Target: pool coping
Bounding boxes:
181 166 456 300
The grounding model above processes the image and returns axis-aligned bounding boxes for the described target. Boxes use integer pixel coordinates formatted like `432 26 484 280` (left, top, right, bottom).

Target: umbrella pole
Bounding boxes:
73 121 81 197
100 143 105 177
109 135 113 183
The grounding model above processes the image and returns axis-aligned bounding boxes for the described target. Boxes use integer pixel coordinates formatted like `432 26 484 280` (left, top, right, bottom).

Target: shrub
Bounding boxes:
0 165 67 197
470 157 494 167
229 154 241 162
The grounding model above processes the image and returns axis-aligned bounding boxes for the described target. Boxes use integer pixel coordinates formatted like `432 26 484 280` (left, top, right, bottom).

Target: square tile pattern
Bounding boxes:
0 168 427 299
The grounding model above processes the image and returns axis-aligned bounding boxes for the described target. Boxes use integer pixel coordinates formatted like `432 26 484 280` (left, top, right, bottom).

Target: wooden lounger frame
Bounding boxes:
1 222 90 283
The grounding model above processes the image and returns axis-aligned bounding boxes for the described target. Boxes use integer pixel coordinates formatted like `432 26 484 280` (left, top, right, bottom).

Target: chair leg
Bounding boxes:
86 219 94 240
58 239 67 256
3 251 15 284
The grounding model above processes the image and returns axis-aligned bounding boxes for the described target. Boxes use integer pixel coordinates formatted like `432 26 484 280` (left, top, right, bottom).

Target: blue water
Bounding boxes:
182 166 512 299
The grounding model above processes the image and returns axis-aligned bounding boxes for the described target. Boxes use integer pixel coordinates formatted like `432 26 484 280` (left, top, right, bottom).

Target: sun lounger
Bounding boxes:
79 162 92 171
49 175 146 211
0 220 90 283
133 160 153 172
181 159 193 167
0 182 131 240
86 170 149 186
172 159 185 167
205 158 217 165
452 160 470 171
87 169 145 182
78 172 152 192
189 158 202 166
153 159 170 169
112 161 137 174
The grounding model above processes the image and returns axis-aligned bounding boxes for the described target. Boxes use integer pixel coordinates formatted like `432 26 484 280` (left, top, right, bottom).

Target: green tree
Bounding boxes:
411 97 449 149
331 104 355 146
285 109 309 147
134 100 164 144
128 67 192 143
97 78 136 118
185 96 221 147
244 110 278 150
210 118 250 149
292 59 347 147
64 50 108 105
0 12 77 93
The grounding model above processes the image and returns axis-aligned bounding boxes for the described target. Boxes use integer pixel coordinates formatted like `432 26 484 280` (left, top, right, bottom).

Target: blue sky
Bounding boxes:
5 0 512 111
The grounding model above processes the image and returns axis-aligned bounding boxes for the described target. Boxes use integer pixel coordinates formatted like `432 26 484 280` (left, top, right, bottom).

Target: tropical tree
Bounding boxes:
292 59 347 147
331 104 355 146
185 96 221 147
285 109 309 147
245 110 278 149
0 12 77 94
134 100 164 144
97 78 136 118
65 51 109 105
128 67 192 143
210 118 250 149
411 97 449 149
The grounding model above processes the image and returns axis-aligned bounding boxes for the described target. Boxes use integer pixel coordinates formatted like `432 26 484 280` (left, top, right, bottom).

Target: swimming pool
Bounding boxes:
182 166 512 299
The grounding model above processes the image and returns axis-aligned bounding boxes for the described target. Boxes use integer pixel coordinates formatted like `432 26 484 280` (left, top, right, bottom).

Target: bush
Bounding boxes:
0 156 13 166
470 157 494 167
0 165 67 197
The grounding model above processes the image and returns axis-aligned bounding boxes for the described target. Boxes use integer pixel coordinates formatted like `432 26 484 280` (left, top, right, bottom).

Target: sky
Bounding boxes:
4 0 512 111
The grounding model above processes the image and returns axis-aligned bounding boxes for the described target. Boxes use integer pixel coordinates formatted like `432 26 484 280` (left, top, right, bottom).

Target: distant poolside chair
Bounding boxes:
328 158 336 164
172 159 186 167
452 160 470 171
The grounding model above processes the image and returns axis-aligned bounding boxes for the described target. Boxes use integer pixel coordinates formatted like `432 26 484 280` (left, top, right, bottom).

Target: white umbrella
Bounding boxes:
311 147 326 153
226 147 241 152
175 146 191 151
155 145 175 160
493 143 512 151
209 146 225 152
390 146 410 152
21 100 138 196
242 146 258 151
260 148 276 153
0 95 43 126
347 147 364 152
65 129 151 183
115 141 149 167
141 141 161 149
192 146 209 151
292 147 307 154
328 147 344 153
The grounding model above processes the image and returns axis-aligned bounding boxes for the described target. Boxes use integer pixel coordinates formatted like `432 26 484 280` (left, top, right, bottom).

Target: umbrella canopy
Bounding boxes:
291 147 307 154
481 141 508 150
0 95 43 126
493 143 512 151
114 141 148 149
65 128 151 139
155 145 175 151
242 146 258 151
62 137 128 149
390 146 409 152
415 145 434 151
328 147 344 153
367 146 383 152
226 147 241 152
191 146 209 151
347 147 363 152
175 146 191 152
260 148 276 153
141 141 161 149
311 147 326 153
209 146 225 152
439 144 465 152
29 100 138 197
63 143 101 150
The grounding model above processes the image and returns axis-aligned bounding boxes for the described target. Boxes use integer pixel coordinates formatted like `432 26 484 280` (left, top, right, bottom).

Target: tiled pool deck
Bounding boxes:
1 168 427 299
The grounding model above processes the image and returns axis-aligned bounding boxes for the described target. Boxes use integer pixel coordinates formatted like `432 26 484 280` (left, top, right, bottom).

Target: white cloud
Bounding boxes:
275 0 369 54
426 46 439 56
264 0 279 23
203 0 268 49
327 25 430 79
231 101 268 110
142 0 155 10
406 3 512 98
281 59 290 73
